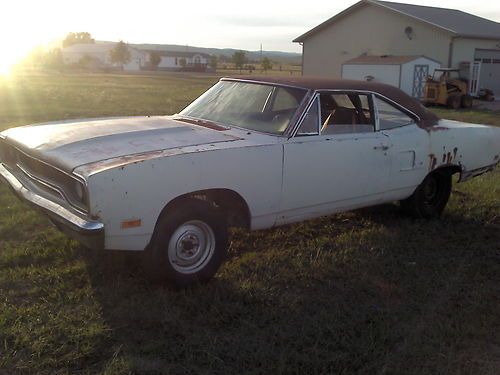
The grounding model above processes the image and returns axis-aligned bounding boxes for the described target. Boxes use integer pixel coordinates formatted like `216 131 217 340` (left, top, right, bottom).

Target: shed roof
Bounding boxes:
343 55 438 65
294 0 500 42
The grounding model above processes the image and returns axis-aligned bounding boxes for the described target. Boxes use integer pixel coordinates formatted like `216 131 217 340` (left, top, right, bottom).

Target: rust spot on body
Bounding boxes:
446 152 453 163
429 154 437 170
428 126 450 132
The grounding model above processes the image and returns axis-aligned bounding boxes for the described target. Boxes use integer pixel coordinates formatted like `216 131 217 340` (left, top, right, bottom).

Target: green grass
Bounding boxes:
0 72 499 375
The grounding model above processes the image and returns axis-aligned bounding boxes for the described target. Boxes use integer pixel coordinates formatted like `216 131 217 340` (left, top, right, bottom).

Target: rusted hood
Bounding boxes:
1 116 239 173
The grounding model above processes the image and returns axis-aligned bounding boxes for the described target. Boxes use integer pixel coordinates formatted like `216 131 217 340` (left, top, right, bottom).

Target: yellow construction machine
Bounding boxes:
423 68 473 109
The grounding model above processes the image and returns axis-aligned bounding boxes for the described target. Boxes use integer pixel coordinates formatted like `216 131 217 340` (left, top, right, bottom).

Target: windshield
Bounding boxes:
179 81 308 135
433 70 460 80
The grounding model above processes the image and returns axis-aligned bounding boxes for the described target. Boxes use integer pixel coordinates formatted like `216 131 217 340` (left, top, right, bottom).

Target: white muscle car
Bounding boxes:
1 77 499 286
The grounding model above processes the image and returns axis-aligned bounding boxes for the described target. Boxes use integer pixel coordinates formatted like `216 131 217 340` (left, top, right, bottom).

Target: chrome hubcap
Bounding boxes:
168 220 215 274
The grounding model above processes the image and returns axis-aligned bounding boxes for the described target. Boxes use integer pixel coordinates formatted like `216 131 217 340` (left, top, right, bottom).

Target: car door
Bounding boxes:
277 91 392 225
373 95 429 201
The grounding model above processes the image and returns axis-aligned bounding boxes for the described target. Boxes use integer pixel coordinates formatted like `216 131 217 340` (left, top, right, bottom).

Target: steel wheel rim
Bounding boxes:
167 220 216 274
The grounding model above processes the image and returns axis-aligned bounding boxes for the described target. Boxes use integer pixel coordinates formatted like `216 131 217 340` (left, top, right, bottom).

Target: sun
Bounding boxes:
0 60 13 76
0 50 21 76
0 38 38 76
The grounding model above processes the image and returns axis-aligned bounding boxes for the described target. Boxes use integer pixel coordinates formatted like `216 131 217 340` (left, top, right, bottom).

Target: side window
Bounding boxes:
296 96 320 136
319 93 374 135
375 97 415 130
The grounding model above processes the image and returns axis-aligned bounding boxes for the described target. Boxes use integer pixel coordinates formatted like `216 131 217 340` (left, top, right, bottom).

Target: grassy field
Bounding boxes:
0 72 499 375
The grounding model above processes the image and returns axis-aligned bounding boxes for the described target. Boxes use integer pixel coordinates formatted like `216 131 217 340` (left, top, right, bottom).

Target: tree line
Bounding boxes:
23 32 277 72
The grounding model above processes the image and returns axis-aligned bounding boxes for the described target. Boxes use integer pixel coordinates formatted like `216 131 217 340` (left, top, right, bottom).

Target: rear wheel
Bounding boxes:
447 95 461 110
461 94 473 108
400 170 452 219
144 199 228 287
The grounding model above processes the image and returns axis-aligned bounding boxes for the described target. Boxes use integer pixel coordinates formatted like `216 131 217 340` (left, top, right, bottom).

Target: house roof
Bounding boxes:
343 55 439 65
294 0 500 42
63 43 114 53
153 51 211 58
63 43 144 54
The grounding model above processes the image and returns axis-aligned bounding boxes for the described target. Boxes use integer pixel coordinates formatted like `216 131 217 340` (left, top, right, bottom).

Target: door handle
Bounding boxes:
373 144 391 151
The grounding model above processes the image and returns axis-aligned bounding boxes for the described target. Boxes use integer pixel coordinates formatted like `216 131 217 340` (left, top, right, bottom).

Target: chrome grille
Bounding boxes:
0 138 88 213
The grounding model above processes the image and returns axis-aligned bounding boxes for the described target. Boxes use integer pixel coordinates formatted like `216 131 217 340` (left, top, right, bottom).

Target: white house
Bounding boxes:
294 0 500 94
341 55 441 97
156 51 210 71
62 43 149 71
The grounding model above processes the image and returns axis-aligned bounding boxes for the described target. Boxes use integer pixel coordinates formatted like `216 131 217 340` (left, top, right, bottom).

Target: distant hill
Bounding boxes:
95 41 302 65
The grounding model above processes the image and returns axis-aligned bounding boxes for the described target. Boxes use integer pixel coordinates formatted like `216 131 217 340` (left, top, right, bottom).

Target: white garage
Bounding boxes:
475 49 500 95
341 55 441 98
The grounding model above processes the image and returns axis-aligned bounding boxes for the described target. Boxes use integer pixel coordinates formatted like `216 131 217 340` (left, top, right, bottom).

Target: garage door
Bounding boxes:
475 49 500 95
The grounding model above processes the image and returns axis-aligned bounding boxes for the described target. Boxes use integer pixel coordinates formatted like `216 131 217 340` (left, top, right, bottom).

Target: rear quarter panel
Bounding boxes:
428 120 500 176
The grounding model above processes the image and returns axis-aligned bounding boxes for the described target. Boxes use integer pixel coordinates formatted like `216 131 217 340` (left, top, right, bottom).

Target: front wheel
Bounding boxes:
461 94 473 108
144 199 228 287
447 95 461 110
400 171 452 219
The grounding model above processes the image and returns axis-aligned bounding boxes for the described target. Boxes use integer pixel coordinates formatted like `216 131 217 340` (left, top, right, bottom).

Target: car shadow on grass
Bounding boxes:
79 203 500 375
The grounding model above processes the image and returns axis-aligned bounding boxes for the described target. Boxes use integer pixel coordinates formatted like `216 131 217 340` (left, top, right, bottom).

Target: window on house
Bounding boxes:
319 93 374 135
375 97 414 130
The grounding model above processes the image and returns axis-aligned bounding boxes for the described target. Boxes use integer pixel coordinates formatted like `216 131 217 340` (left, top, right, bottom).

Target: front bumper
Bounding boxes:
0 163 104 250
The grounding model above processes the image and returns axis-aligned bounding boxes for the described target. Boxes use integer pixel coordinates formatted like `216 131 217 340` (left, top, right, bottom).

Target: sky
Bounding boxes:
0 0 499 71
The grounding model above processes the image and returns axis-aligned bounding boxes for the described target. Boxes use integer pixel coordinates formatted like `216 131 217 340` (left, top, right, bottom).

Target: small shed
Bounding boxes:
341 55 441 98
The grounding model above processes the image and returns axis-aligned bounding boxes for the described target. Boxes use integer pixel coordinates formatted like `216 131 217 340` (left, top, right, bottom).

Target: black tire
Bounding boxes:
461 94 473 108
400 170 452 219
144 199 228 287
447 95 461 110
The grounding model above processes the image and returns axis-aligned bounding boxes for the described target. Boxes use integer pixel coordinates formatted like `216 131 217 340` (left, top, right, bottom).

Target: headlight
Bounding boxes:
64 178 87 212
0 140 18 167
74 181 84 201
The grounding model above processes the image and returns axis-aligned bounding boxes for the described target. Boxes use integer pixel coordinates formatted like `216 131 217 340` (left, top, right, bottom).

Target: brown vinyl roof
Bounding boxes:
343 55 438 65
221 76 440 128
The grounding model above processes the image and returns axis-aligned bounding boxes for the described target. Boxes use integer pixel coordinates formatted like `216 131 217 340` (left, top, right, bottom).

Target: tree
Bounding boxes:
109 41 131 70
63 32 95 48
45 48 64 69
149 51 162 69
78 54 94 69
218 54 229 63
209 55 218 70
261 57 272 72
232 51 247 72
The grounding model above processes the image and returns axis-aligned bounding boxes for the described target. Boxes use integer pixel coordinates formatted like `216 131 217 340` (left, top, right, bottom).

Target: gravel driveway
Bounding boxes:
474 99 500 111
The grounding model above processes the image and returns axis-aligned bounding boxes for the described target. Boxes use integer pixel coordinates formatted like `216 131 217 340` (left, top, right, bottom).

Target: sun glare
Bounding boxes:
0 61 13 76
0 42 34 76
